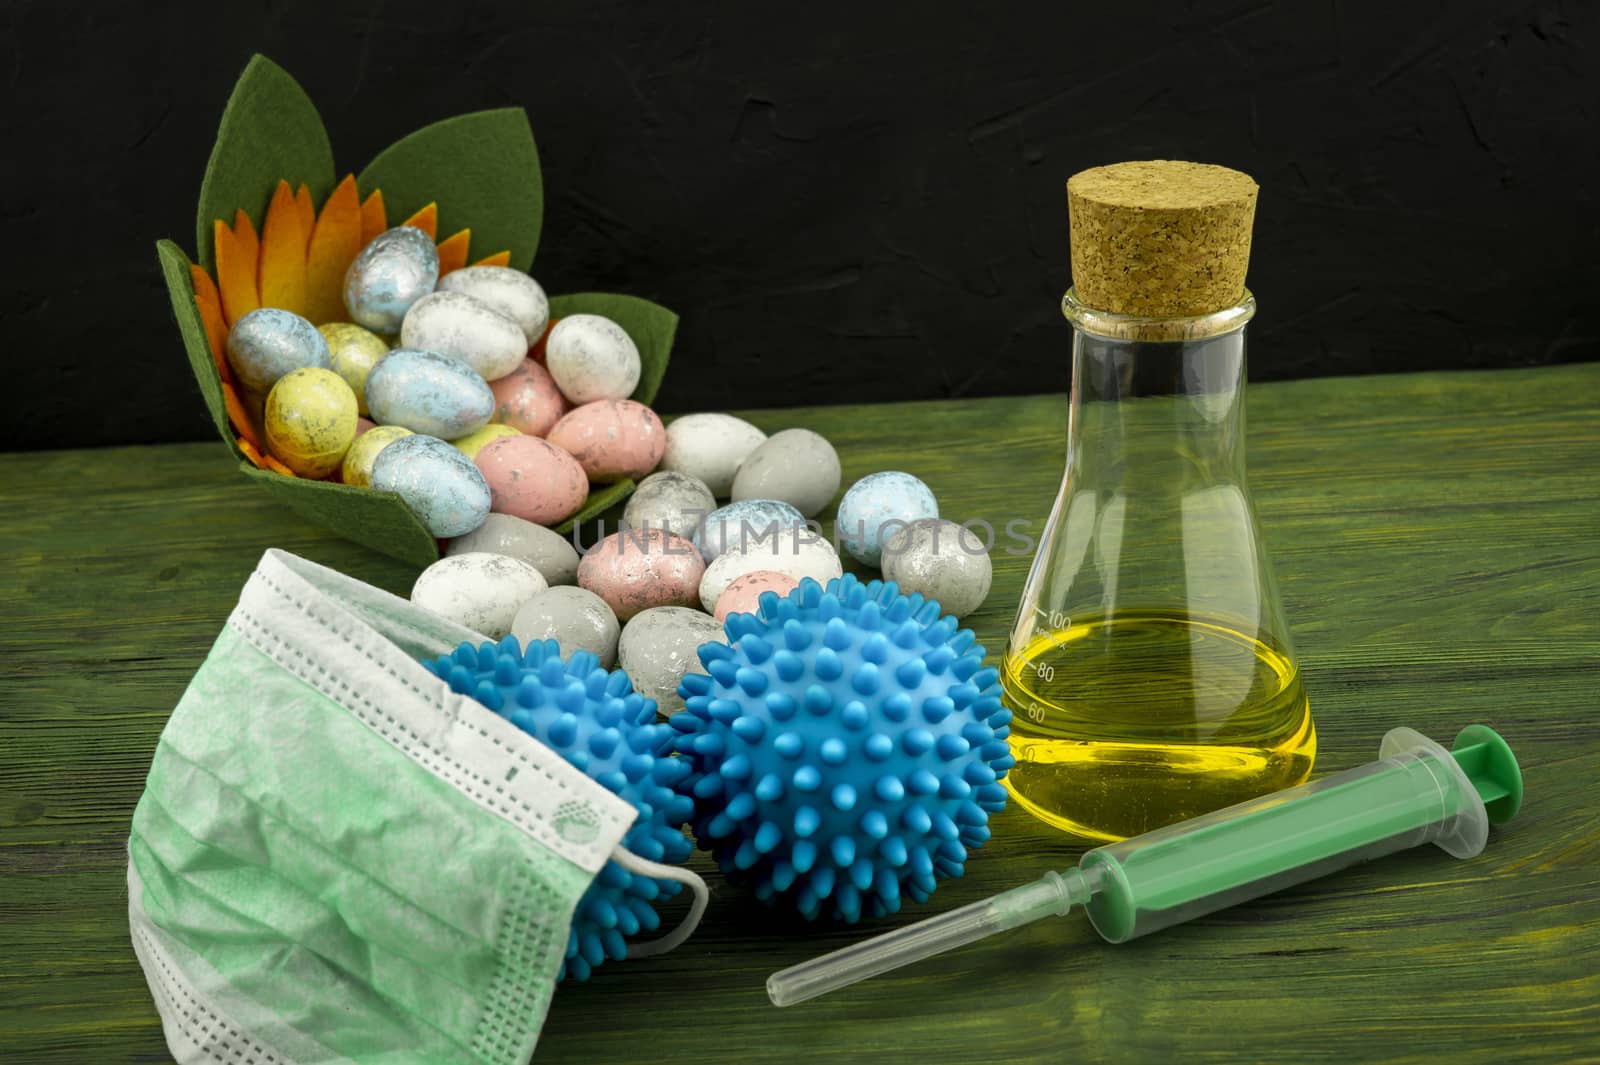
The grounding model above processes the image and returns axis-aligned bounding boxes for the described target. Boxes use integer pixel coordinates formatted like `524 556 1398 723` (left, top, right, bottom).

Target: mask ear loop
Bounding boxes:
608 846 710 958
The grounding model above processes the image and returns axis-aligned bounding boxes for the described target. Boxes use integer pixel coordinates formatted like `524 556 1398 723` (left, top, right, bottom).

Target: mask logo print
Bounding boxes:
553 800 601 844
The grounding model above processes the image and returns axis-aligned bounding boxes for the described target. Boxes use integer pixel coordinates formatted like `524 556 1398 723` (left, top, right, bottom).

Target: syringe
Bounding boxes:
768 724 1521 1007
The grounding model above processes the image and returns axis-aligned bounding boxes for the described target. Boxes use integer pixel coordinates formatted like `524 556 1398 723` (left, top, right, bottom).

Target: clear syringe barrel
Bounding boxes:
1080 725 1512 942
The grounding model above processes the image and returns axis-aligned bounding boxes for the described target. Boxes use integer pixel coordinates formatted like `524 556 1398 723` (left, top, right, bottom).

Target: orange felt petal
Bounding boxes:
222 382 262 448
231 210 260 282
530 317 557 363
214 220 260 326
401 202 437 239
472 250 512 268
304 175 363 324
238 437 295 476
259 180 308 315
436 229 472 276
360 189 387 245
188 265 230 378
294 184 315 245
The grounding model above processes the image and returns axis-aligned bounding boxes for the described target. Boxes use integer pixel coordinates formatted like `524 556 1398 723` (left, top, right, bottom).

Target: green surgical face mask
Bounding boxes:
128 549 707 1065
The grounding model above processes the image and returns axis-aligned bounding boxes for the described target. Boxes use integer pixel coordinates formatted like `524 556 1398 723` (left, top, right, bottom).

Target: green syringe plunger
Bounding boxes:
767 724 1522 1007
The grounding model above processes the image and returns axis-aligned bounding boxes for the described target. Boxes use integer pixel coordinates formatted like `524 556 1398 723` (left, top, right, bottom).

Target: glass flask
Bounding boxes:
1002 288 1315 842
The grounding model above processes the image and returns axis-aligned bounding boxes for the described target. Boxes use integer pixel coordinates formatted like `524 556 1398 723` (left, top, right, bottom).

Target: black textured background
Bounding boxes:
3 0 1597 451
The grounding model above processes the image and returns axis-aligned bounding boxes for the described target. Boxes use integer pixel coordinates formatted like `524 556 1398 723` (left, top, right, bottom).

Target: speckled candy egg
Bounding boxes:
437 266 549 344
370 434 491 538
622 471 716 539
474 436 588 526
411 552 548 639
660 413 767 497
882 519 994 618
544 314 641 403
450 422 520 460
341 424 413 487
836 471 941 566
693 499 808 563
317 323 389 416
343 226 439 333
263 368 359 478
225 308 332 394
365 348 494 439
617 606 727 716
511 586 620 667
713 569 800 624
447 513 582 586
697 535 843 614
545 400 665 484
730 428 842 517
577 528 705 621
490 358 568 437
400 291 527 382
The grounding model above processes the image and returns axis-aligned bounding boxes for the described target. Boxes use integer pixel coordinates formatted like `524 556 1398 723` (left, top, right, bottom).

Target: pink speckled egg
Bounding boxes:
355 417 378 436
545 399 666 484
490 358 569 437
714 569 800 623
578 527 706 621
474 435 589 526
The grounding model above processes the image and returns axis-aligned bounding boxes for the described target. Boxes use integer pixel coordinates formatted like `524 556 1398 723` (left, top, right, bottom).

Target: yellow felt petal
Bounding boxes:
304 175 363 324
215 220 260 326
188 265 230 378
472 250 512 268
401 202 437 239
294 184 315 246
231 210 260 282
436 229 471 276
360 189 387 245
259 180 308 315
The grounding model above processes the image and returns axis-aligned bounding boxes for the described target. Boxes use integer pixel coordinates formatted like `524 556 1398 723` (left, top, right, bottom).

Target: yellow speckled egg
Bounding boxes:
318 322 390 416
342 424 414 487
265 368 359 478
451 422 521 459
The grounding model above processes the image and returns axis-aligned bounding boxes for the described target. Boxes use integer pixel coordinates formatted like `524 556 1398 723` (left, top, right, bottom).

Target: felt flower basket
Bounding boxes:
158 55 675 566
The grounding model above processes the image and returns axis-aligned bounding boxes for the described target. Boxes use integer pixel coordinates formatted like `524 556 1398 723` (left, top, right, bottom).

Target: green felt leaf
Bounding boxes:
241 463 441 567
549 293 678 406
196 55 335 271
358 110 542 271
158 239 240 459
556 479 636 535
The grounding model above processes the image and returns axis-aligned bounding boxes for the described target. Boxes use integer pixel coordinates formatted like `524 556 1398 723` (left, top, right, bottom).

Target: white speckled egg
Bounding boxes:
545 400 665 483
447 512 582 586
511 586 621 667
836 471 941 566
698 534 843 614
659 413 767 497
693 499 809 563
882 519 994 618
437 266 549 345
400 290 527 382
365 348 495 438
343 226 439 333
617 606 727 716
225 307 332 394
370 434 491 538
578 528 705 621
411 552 548 639
544 314 641 403
730 428 841 518
622 471 717 539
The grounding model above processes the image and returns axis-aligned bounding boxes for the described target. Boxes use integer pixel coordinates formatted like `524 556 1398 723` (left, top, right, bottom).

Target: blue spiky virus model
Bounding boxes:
420 637 696 980
671 574 1013 922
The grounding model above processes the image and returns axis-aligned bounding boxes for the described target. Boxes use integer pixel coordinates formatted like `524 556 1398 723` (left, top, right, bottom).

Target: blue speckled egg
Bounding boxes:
370 434 491 538
224 308 331 393
343 226 440 333
365 348 494 439
836 471 940 566
692 498 808 563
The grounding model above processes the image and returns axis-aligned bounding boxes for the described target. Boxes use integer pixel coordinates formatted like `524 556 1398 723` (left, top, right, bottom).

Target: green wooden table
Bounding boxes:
4 365 1598 1064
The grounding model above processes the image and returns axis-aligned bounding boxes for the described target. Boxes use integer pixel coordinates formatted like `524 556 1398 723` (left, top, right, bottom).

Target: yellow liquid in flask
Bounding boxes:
1002 611 1315 842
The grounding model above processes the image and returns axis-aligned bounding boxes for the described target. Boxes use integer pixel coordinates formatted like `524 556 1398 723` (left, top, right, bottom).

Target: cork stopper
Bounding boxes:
1067 160 1258 318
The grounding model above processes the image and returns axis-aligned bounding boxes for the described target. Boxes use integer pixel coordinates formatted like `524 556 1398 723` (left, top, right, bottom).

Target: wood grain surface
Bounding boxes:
3 365 1597 1064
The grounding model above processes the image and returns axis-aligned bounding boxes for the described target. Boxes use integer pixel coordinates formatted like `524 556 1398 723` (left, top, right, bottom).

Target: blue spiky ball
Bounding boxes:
671 574 1012 922
420 636 695 981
